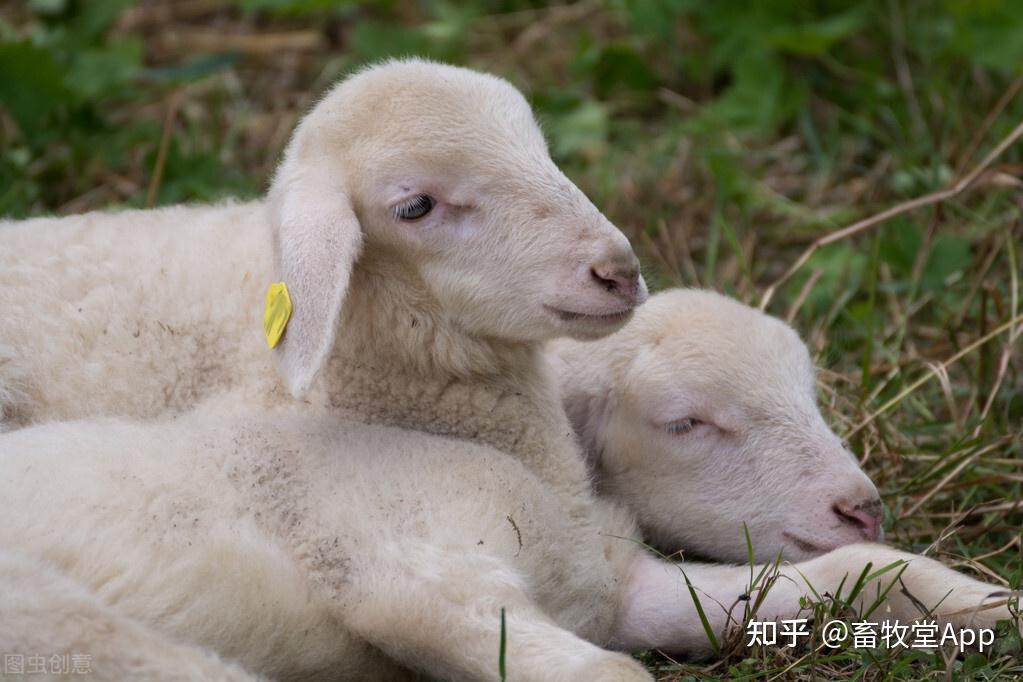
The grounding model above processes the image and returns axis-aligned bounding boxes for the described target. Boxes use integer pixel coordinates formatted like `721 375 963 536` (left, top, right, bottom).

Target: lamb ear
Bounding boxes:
271 171 363 399
560 382 613 472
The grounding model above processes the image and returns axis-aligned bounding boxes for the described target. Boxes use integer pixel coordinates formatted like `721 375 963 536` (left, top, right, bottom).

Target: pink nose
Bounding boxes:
590 259 642 304
833 498 883 541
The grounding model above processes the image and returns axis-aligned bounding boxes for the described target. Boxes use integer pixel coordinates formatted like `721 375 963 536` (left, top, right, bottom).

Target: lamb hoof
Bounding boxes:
941 581 1018 631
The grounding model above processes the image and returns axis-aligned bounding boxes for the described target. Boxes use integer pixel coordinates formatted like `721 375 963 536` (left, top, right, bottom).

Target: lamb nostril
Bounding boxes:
833 499 883 542
590 263 640 299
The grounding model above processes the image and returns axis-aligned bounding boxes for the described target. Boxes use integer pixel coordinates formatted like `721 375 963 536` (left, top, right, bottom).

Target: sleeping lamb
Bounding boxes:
0 390 1013 681
0 57 652 679
550 288 885 564
0 63 645 643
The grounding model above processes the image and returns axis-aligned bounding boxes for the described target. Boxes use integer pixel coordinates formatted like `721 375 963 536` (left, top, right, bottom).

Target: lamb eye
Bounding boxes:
392 194 435 221
665 418 701 435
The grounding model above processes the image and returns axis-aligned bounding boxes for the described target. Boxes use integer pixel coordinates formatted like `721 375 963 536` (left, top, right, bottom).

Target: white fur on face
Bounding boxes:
272 60 646 359
552 289 882 563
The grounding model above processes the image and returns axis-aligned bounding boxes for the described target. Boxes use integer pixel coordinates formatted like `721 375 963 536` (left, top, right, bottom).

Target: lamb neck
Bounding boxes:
318 251 596 529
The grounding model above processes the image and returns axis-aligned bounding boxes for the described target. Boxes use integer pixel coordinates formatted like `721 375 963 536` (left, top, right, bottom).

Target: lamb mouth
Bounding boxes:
544 305 634 324
782 532 828 555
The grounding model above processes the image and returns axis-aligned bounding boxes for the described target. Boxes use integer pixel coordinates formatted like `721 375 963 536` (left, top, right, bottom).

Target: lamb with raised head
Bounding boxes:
0 60 654 678
0 58 653 680
0 58 644 431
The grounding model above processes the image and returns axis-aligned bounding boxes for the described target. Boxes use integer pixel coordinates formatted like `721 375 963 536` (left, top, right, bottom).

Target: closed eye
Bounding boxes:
665 418 702 435
392 194 435 221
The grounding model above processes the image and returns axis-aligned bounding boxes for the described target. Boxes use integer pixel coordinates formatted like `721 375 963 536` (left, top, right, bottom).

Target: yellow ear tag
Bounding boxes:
264 281 293 349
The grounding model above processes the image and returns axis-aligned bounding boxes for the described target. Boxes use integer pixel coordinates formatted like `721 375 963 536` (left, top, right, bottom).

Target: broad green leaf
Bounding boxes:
544 98 609 162
702 52 807 132
66 39 142 99
70 0 135 44
138 52 241 84
240 0 358 14
922 234 972 289
0 41 70 139
879 218 923 278
591 44 658 100
770 8 867 56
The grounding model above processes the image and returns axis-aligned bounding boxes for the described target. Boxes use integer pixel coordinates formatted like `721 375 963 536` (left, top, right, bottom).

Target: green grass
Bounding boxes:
2 1 1021 678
